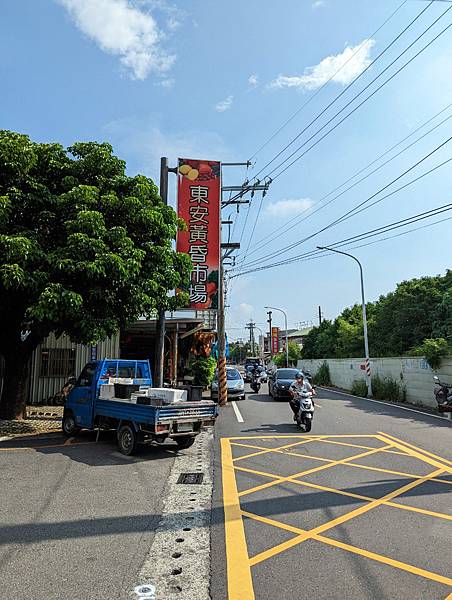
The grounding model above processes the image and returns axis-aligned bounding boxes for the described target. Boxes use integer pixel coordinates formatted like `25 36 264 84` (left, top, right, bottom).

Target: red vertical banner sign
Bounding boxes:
177 159 221 310
271 327 280 354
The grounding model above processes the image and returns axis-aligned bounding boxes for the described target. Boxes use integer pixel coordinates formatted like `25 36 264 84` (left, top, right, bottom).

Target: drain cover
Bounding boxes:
177 473 204 484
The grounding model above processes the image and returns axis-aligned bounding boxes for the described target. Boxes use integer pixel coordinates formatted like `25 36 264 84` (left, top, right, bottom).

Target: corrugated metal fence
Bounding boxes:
28 333 120 405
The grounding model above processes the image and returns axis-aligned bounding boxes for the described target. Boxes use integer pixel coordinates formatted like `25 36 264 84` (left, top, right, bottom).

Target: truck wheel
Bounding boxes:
176 437 195 450
62 413 80 437
117 424 138 456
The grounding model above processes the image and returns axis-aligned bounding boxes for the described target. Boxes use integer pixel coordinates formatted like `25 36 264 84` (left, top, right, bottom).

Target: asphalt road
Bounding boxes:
211 384 452 600
0 430 179 600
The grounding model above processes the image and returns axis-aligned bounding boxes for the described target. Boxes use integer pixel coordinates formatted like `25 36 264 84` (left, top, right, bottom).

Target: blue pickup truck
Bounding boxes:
62 358 217 455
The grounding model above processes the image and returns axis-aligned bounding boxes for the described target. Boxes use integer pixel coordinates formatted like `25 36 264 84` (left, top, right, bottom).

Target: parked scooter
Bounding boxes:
294 391 315 432
433 375 452 412
250 371 261 393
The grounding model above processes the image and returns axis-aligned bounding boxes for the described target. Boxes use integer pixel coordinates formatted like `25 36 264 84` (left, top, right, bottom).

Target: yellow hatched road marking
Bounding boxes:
249 467 445 566
345 461 452 486
379 432 452 469
291 477 452 522
233 441 452 489
242 510 452 588
236 461 452 522
318 438 408 456
227 434 381 441
221 438 255 600
231 437 324 463
238 444 394 497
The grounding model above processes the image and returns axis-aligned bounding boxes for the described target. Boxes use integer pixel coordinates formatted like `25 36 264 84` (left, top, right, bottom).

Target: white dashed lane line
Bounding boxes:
231 401 244 423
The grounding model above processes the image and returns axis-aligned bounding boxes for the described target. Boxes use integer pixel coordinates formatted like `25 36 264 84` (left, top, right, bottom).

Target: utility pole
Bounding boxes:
245 320 257 356
155 157 168 388
267 310 273 359
216 166 271 405
318 306 322 326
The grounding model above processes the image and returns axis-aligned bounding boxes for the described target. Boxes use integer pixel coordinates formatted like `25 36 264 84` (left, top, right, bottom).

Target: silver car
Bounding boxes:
211 367 245 401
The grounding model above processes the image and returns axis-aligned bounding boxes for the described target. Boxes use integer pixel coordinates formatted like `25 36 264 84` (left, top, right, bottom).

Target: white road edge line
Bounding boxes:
319 387 452 423
231 401 244 423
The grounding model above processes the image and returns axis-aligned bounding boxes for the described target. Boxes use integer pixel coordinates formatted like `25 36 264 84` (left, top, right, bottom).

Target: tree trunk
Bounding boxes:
0 349 30 420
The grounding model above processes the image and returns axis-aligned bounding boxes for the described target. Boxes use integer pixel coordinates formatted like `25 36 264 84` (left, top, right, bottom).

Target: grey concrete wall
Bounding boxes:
297 356 452 409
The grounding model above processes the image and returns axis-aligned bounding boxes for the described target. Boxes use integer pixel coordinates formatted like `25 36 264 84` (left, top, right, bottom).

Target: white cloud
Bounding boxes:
157 77 175 89
266 198 314 217
166 16 181 31
312 0 326 8
57 0 175 80
215 95 234 112
248 74 259 87
239 303 254 317
270 39 375 91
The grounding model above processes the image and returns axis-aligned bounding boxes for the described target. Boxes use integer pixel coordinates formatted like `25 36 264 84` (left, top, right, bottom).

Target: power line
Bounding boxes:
234 8 452 272
252 0 438 179
238 136 452 269
230 202 452 278
268 9 452 181
241 102 452 260
247 0 410 163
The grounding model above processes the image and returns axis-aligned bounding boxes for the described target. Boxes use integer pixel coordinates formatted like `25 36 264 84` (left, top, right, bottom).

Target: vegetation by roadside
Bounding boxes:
321 383 442 417
313 361 332 386
302 270 452 365
351 374 406 403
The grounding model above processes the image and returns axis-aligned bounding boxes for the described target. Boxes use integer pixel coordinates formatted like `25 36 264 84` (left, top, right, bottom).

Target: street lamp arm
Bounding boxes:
317 246 363 275
316 245 372 398
264 305 289 367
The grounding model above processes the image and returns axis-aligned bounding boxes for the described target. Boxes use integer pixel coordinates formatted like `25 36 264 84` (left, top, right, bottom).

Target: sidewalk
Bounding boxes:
0 406 63 439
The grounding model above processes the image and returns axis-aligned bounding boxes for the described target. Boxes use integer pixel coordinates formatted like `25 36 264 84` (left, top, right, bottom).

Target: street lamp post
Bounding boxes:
264 306 289 367
253 325 264 359
317 246 373 398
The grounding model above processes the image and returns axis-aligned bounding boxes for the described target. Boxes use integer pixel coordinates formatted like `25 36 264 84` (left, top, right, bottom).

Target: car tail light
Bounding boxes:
156 424 169 432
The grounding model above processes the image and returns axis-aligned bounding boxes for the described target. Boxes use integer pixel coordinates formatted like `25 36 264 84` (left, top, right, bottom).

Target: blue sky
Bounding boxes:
1 0 451 341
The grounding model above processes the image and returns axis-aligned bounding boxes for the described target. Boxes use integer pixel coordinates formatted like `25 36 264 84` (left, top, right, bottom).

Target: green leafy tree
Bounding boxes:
370 273 450 356
0 131 191 419
301 320 338 359
273 341 301 367
433 287 452 341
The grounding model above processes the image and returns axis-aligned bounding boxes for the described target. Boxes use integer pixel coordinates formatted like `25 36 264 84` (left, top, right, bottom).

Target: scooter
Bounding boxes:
295 391 315 432
433 375 452 412
250 372 261 393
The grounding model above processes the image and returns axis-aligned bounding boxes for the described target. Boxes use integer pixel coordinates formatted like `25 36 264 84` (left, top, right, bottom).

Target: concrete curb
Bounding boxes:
129 429 214 600
319 386 452 423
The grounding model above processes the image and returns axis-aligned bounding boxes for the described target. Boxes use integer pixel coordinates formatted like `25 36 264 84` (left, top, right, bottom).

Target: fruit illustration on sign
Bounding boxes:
179 164 191 175
187 168 199 181
198 162 212 176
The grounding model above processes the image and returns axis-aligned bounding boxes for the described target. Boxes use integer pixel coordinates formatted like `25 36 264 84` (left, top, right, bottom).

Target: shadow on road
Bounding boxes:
1 472 451 545
0 430 182 466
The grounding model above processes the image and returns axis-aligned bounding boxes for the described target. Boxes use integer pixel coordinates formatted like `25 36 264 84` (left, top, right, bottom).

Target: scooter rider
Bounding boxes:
289 372 315 421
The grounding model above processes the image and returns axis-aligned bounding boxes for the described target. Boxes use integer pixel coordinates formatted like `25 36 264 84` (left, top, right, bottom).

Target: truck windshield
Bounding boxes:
100 364 145 379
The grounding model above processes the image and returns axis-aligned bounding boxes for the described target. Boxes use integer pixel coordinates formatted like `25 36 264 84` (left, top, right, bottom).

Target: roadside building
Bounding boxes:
25 310 216 405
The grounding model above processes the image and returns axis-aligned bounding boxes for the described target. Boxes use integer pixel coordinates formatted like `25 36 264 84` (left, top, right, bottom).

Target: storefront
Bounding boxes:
25 312 216 405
